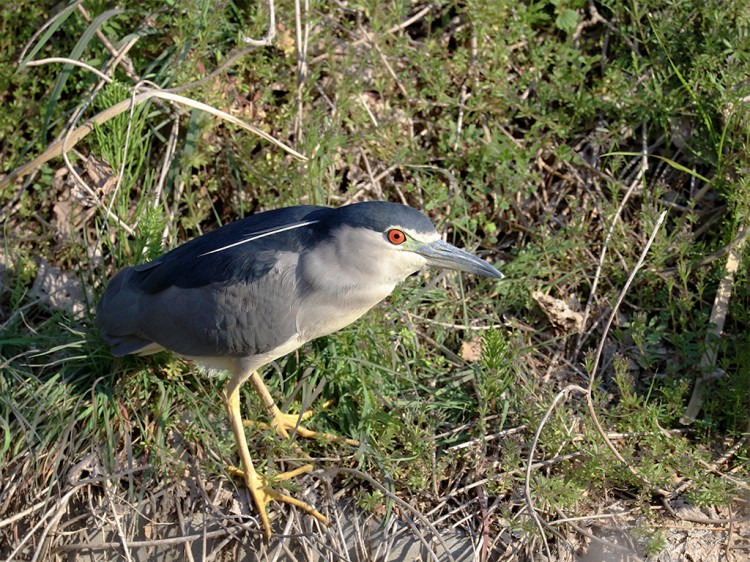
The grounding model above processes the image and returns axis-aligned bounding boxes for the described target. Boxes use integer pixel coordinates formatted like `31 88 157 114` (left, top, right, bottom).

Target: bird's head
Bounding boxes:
315 202 503 286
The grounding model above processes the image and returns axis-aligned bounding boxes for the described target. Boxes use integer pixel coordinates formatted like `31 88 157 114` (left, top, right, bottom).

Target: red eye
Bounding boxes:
387 228 407 245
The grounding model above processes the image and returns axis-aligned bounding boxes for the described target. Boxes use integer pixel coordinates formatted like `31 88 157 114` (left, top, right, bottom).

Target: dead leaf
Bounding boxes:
30 258 89 318
52 197 74 238
532 290 584 333
276 23 295 57
0 249 7 293
461 337 483 362
71 156 117 206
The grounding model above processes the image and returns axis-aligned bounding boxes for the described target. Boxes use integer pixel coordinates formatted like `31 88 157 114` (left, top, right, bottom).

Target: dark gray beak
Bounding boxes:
416 239 503 279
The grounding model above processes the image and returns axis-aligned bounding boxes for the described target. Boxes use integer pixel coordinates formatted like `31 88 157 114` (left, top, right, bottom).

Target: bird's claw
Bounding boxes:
227 463 329 539
244 400 360 446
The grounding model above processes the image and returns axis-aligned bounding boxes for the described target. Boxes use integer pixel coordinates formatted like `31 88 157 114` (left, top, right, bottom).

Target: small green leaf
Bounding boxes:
556 9 578 34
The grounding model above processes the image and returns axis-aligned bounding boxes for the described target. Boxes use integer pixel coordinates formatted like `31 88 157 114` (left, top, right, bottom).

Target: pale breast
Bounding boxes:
296 283 395 343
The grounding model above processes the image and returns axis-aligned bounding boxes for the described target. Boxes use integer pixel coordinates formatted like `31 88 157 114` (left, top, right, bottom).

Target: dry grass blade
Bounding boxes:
54 529 235 553
576 125 650 357
150 91 308 162
681 222 750 424
0 88 307 191
336 468 456 562
584 211 669 491
17 0 82 65
242 0 276 46
25 57 113 83
40 8 126 136
525 211 669 558
524 384 588 560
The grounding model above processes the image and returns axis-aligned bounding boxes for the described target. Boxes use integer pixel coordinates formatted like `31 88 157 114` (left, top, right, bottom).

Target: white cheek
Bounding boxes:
382 251 427 281
294 228 428 342
304 227 426 288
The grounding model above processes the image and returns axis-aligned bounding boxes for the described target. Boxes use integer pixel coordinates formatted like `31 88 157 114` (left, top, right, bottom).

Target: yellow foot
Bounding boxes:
227 463 329 539
245 399 360 446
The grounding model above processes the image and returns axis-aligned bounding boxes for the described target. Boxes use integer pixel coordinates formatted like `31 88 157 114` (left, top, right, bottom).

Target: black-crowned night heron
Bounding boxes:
97 201 502 538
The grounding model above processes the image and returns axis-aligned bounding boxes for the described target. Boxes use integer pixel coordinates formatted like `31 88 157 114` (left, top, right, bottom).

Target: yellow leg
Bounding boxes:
246 372 359 446
224 372 329 539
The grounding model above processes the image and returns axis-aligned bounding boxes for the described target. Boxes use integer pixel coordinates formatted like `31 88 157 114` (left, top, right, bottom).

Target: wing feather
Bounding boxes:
97 206 326 357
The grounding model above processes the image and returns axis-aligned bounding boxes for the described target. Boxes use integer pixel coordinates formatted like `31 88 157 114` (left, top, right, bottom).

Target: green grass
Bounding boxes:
2 0 749 559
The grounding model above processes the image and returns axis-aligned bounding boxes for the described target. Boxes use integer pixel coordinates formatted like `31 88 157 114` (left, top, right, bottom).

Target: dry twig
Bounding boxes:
681 223 749 424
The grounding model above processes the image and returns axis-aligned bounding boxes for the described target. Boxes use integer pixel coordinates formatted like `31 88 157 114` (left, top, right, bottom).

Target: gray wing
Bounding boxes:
95 206 329 357
97 252 301 357
97 253 299 357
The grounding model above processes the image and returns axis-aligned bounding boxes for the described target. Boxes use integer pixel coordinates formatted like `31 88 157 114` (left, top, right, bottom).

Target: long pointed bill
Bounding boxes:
416 239 503 279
